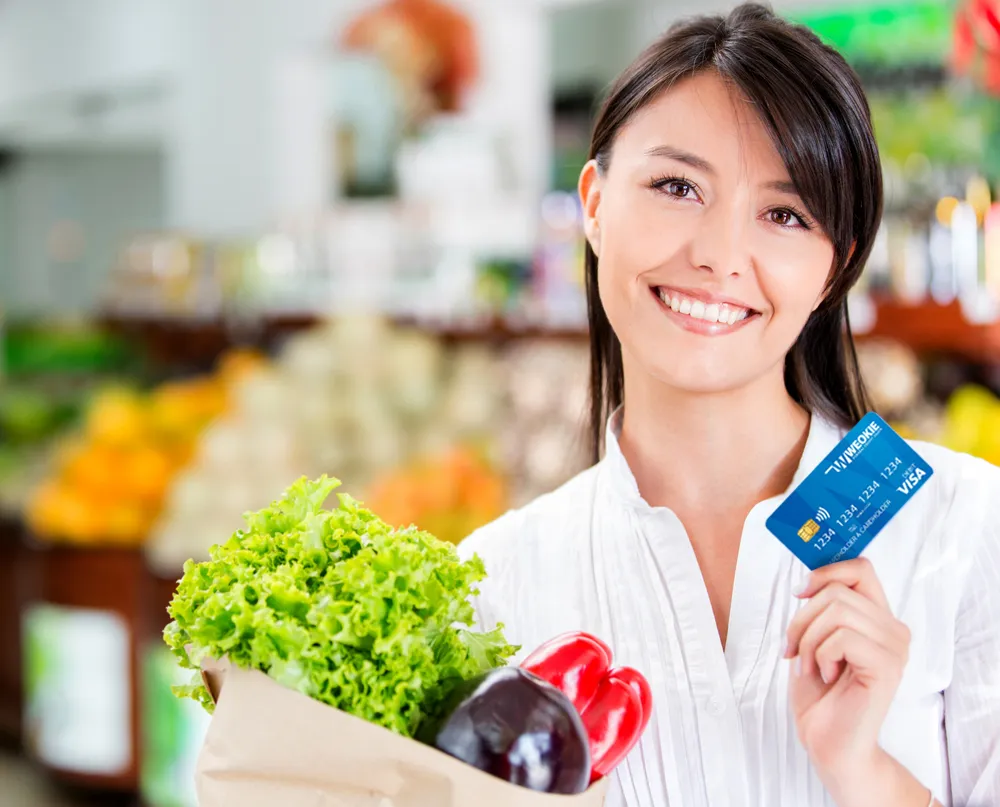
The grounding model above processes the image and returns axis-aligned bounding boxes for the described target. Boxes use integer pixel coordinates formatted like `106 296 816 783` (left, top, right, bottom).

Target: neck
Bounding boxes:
618 360 811 514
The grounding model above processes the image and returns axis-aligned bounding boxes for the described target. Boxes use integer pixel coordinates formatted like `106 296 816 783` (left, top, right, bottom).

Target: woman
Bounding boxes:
460 5 999 806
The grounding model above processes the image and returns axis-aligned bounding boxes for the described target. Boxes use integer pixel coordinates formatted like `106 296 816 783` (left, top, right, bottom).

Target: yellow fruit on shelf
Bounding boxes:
85 388 149 447
26 347 261 548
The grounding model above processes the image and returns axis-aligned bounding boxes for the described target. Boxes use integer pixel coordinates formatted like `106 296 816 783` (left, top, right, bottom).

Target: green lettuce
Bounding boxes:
163 475 517 737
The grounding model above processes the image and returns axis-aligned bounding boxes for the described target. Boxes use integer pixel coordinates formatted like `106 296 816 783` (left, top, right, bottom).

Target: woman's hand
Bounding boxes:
784 557 934 807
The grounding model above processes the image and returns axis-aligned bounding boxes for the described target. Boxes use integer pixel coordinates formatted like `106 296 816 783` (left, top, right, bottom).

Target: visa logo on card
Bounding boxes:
766 412 933 570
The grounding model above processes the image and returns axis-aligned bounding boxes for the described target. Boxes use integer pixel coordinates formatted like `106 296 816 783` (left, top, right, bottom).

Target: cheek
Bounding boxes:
758 240 834 325
597 191 688 285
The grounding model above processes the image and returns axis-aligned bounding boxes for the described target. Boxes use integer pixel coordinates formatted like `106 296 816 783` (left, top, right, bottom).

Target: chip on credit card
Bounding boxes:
765 412 933 570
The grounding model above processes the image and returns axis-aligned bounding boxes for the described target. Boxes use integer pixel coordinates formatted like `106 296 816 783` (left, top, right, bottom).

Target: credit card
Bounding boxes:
766 412 933 570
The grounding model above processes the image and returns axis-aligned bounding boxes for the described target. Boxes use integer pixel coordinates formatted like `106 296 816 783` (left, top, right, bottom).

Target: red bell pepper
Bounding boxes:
520 631 612 713
521 632 652 782
606 666 653 736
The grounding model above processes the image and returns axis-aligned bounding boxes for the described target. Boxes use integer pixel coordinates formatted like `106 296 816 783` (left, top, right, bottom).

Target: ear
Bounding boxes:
578 159 603 255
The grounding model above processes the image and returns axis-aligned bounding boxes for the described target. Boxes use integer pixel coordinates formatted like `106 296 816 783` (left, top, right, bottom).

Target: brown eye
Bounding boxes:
666 180 694 198
770 209 797 226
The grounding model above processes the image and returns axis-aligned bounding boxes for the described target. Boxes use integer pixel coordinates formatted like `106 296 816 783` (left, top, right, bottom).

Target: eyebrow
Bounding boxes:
644 145 714 174
644 145 802 196
764 179 800 195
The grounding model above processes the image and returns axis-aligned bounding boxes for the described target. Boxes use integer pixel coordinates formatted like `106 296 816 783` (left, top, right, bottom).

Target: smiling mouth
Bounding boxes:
651 286 761 328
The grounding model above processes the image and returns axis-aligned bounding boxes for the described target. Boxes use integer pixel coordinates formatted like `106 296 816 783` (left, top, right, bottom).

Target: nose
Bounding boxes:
687 199 751 277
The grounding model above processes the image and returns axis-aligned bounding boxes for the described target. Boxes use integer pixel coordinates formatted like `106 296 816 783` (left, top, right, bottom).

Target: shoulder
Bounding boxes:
904 439 1000 565
458 462 603 576
456 464 603 639
907 439 1000 512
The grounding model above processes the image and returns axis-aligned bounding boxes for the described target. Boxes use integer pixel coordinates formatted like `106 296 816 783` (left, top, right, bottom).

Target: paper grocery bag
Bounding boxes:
196 661 609 807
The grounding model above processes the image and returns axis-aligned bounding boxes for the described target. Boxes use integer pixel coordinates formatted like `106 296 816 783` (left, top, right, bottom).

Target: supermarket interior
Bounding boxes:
2 0 1000 804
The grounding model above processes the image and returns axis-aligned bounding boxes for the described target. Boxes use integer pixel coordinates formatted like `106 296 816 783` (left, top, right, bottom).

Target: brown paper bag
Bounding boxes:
196 661 609 807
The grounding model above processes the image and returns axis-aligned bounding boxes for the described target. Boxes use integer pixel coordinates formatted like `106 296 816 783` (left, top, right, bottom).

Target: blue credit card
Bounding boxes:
766 412 933 570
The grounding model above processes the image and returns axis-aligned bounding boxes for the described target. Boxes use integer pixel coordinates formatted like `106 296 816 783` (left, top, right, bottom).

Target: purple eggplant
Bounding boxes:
419 666 591 794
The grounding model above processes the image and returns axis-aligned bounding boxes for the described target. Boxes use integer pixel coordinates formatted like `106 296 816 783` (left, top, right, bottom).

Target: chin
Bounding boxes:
627 347 756 396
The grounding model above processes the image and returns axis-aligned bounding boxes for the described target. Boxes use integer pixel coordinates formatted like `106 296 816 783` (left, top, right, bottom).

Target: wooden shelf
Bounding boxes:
858 298 1000 363
98 313 588 369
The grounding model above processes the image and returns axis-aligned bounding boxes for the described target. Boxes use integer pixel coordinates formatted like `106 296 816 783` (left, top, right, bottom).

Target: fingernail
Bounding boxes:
794 656 802 677
783 641 792 658
793 579 810 597
820 667 829 685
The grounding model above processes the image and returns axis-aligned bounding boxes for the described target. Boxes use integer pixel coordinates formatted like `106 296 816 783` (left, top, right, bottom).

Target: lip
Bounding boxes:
650 287 760 335
652 284 759 313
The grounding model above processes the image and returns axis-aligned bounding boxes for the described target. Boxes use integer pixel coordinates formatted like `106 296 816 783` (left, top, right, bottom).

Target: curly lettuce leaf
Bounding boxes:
163 475 517 737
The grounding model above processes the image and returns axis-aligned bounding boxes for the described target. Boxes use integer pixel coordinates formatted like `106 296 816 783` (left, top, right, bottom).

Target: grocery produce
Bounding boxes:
365 445 507 544
25 350 260 546
164 475 518 737
419 666 591 795
939 384 1000 465
518 631 612 712
149 316 511 570
522 632 652 782
500 340 590 505
579 671 645 782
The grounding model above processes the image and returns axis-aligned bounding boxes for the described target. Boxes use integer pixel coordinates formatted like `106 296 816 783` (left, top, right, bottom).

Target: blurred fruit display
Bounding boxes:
499 340 590 506
146 316 506 572
25 350 263 547
855 339 1000 466
366 445 507 544
937 383 1000 463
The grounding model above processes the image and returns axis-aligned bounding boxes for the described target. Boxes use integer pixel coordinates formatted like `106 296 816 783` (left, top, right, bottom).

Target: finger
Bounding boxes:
789 650 828 722
785 582 889 658
795 598 896 681
794 556 890 610
814 627 902 689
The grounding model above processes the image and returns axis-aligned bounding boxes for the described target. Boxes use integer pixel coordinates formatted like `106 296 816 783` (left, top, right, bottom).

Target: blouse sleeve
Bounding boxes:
943 461 1000 805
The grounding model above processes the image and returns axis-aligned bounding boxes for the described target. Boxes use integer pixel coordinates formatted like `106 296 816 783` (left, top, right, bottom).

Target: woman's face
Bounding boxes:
580 71 836 396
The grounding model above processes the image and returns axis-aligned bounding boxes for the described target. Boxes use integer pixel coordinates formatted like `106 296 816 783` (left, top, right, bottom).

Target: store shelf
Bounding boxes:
98 314 319 369
396 316 588 344
98 313 588 368
860 298 1000 363
0 517 23 745
18 541 147 793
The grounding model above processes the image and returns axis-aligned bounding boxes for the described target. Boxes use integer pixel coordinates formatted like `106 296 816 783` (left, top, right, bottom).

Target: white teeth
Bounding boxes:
657 288 751 326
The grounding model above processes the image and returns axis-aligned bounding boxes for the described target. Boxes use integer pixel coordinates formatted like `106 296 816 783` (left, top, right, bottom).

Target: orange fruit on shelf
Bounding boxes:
123 446 175 504
64 445 125 500
53 488 106 544
217 349 267 385
105 503 153 545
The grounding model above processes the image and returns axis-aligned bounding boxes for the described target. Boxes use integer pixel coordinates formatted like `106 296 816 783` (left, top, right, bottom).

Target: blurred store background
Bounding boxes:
2 0 1000 804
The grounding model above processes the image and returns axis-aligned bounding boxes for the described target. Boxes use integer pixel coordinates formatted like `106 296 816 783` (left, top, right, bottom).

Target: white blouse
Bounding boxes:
459 413 1000 806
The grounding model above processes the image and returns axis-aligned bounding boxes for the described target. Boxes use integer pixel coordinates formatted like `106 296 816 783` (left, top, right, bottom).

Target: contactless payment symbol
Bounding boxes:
767 412 934 570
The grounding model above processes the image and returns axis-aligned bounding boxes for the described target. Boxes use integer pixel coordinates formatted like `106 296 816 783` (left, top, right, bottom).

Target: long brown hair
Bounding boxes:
586 3 881 463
